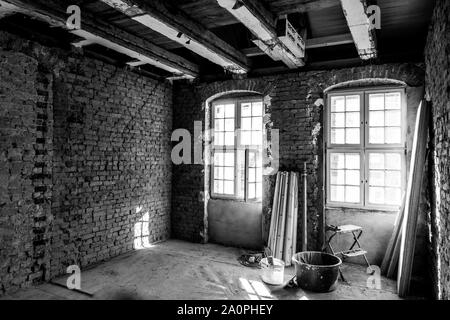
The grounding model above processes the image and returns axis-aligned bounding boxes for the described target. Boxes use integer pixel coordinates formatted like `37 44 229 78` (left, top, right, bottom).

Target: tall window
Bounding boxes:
212 98 263 201
326 88 406 209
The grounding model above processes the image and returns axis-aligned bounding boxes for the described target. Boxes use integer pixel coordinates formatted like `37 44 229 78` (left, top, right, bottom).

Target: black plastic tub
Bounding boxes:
292 251 342 293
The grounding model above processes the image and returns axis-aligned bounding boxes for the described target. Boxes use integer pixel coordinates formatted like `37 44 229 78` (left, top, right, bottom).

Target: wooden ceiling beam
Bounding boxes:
340 0 377 60
1 0 199 79
100 0 249 74
274 0 341 16
217 0 305 68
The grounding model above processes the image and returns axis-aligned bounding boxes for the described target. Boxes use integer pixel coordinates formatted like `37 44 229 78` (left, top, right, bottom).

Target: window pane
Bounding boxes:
330 153 345 169
345 128 360 144
215 132 224 145
369 128 385 144
345 154 360 169
385 188 401 205
331 129 345 144
385 127 401 144
346 112 360 127
215 167 224 179
215 105 225 118
248 183 256 199
369 153 385 169
385 154 401 170
331 186 345 202
331 97 345 112
346 170 360 186
214 152 224 166
346 95 360 111
385 93 401 110
252 132 262 145
224 104 235 118
369 111 384 127
369 94 385 110
249 168 256 183
224 132 234 146
224 181 234 195
252 117 262 131
369 170 384 186
249 152 256 167
224 153 234 166
330 170 345 185
242 117 251 130
385 110 401 126
345 186 360 203
385 171 401 187
215 180 223 194
242 103 252 117
331 113 345 127
215 119 224 131
224 167 234 180
241 131 251 145
369 187 385 204
225 119 234 131
252 102 263 116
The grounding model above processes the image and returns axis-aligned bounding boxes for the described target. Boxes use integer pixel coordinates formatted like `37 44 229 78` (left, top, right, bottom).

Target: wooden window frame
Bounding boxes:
325 87 407 211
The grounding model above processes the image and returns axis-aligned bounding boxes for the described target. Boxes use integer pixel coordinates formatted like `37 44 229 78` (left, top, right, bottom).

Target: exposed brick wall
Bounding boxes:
172 64 424 251
425 0 450 300
0 31 172 294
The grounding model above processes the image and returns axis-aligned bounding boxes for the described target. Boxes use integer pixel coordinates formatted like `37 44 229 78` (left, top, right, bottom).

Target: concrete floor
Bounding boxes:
1 240 401 300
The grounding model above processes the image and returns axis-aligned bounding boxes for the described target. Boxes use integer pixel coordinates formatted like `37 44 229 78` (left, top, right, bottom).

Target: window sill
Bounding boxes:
210 196 262 204
325 204 399 213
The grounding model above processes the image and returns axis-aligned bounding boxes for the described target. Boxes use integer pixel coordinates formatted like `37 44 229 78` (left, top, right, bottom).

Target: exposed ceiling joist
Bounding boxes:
340 0 377 60
0 1 21 18
274 0 341 16
1 0 199 79
100 0 249 74
242 33 354 57
217 0 305 68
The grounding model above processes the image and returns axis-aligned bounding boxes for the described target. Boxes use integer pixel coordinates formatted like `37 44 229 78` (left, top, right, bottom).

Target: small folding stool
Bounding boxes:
324 224 374 281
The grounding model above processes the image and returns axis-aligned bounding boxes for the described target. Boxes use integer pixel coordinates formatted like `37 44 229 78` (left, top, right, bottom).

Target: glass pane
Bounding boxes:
249 168 256 183
330 186 345 202
369 170 384 186
385 188 401 205
215 132 224 145
331 97 345 112
215 105 224 118
330 153 345 169
330 170 345 185
224 104 235 118
215 119 224 131
241 131 251 145
369 127 385 144
225 119 234 131
369 187 385 204
346 154 360 169
252 132 262 145
385 93 401 110
248 183 256 199
331 129 345 144
385 127 401 144
385 153 401 170
331 113 345 128
385 171 401 187
346 112 360 127
224 181 234 195
215 180 223 194
249 152 256 167
224 153 234 166
345 186 360 203
252 117 262 131
345 128 360 144
369 111 385 127
346 95 360 112
224 132 234 146
346 170 360 186
369 94 385 110
224 167 234 180
215 167 224 179
369 153 384 170
256 183 262 199
214 153 224 166
242 103 252 117
242 118 252 130
252 102 263 116
385 110 401 126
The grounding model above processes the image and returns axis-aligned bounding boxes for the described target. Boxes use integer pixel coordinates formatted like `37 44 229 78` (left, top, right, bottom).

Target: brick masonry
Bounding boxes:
172 64 425 251
0 31 172 294
425 0 450 300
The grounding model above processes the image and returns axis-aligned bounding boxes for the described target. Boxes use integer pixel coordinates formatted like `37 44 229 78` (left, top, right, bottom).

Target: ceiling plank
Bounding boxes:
242 33 354 56
273 0 341 16
1 0 199 78
100 0 249 74
217 0 305 68
340 0 377 60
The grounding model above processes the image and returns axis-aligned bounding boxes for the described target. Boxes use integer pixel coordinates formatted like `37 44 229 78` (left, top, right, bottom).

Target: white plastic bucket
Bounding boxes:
260 258 285 285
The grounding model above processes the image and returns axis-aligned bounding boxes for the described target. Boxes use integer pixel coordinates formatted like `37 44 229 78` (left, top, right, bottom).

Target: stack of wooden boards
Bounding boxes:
267 172 299 266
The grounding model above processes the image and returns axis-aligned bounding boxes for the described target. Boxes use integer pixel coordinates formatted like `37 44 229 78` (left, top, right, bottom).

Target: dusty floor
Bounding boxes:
2 240 400 300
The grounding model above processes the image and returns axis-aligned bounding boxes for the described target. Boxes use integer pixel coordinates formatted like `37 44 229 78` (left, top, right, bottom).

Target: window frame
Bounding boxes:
210 97 264 202
325 86 407 211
